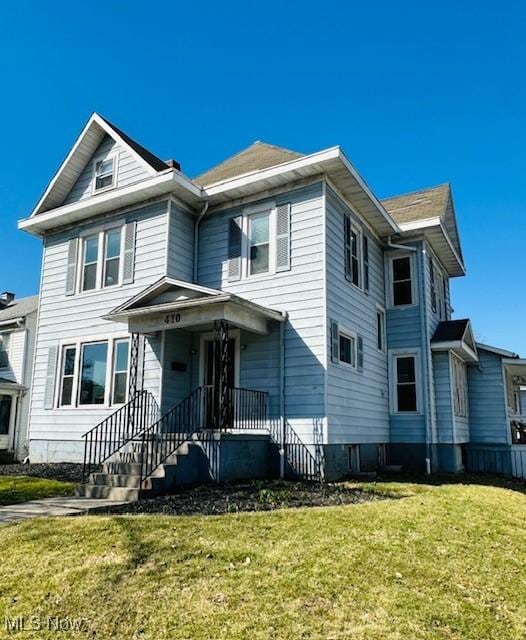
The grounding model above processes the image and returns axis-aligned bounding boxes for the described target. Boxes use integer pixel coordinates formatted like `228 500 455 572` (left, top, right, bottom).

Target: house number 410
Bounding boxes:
165 313 181 324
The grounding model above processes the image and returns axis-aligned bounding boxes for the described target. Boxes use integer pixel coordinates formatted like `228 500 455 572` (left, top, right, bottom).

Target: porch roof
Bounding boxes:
103 277 287 335
0 377 25 393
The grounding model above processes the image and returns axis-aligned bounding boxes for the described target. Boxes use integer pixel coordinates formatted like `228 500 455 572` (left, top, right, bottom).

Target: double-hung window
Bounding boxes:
394 355 418 413
81 228 123 292
339 331 357 368
93 156 116 192
344 216 362 288
57 337 129 408
391 256 413 306
452 355 468 417
248 211 271 276
0 333 10 368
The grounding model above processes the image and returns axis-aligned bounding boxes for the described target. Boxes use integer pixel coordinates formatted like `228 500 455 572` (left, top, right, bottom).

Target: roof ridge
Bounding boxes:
381 182 450 203
251 140 304 156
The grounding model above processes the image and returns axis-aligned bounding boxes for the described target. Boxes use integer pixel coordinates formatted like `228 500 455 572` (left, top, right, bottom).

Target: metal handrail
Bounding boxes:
81 390 159 481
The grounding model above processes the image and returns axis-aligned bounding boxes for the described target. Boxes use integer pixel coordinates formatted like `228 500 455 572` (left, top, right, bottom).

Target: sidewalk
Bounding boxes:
0 496 126 524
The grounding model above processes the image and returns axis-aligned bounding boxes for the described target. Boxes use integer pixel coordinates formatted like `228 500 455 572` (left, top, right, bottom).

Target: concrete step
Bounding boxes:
88 473 164 490
75 484 143 501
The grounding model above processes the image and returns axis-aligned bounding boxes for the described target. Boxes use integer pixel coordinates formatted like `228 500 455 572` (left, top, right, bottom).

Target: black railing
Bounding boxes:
82 390 159 481
270 422 322 482
139 386 269 485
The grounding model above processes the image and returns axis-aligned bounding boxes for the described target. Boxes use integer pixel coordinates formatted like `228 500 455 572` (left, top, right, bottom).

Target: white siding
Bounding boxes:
63 135 152 205
28 200 169 460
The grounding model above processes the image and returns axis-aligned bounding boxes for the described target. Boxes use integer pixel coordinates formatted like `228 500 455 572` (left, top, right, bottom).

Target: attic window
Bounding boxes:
93 156 116 192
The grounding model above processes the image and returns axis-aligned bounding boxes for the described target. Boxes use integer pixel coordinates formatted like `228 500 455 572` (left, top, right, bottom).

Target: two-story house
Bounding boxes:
17 113 526 496
0 292 38 461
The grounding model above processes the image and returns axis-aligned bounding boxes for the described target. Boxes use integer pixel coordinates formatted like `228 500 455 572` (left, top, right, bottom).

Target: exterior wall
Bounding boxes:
325 186 389 446
0 328 26 383
197 182 326 445
167 202 195 282
386 241 427 445
467 349 508 444
29 200 170 462
64 135 152 205
160 329 193 414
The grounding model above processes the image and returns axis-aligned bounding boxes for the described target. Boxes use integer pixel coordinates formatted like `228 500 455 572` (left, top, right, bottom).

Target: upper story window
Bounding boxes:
344 216 361 288
394 354 418 413
81 228 123 292
391 256 413 307
248 211 271 276
376 306 386 352
0 333 10 368
429 258 437 313
93 156 116 193
227 201 291 282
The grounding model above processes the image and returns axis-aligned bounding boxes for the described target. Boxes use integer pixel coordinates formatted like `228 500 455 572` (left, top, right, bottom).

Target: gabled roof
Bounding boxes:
0 295 38 324
194 141 304 186
431 319 478 362
382 183 465 276
476 343 520 359
31 113 170 217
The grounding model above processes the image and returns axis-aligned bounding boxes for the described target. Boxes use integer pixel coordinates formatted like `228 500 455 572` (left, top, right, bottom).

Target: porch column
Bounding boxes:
213 319 232 429
128 333 145 398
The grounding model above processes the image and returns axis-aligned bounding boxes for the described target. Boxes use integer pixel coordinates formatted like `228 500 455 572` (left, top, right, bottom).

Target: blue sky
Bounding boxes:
1 1 525 353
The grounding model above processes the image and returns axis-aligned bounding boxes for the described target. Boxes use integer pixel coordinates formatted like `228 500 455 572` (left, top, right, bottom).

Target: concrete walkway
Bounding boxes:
0 496 127 524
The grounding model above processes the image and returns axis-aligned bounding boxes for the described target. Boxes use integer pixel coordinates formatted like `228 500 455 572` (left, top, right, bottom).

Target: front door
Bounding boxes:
203 337 236 427
0 395 13 450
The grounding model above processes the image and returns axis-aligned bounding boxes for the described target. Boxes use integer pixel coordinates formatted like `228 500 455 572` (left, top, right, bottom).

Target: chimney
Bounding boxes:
0 292 15 310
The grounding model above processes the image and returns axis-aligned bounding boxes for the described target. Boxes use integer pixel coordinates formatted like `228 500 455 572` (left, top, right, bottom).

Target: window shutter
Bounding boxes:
228 216 243 281
344 215 352 282
44 345 58 409
357 335 364 371
276 202 291 272
363 235 370 292
122 221 137 285
331 320 339 363
65 237 78 296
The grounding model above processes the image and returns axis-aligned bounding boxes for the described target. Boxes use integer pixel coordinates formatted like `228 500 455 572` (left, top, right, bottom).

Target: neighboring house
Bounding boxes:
0 292 38 461
16 113 525 491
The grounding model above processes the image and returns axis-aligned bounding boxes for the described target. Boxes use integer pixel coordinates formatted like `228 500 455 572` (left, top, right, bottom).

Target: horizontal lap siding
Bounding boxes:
0 330 26 383
325 188 389 444
64 135 152 205
467 350 508 444
197 183 326 444
161 329 193 413
433 352 454 443
29 201 169 447
167 204 194 281
387 242 426 443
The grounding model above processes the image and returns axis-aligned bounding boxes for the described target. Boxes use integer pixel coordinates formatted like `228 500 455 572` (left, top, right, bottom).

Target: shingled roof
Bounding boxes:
381 184 463 265
0 295 38 322
194 141 304 186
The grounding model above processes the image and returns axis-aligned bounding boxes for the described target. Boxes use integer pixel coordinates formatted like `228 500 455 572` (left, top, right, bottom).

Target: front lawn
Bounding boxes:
0 479 525 639
0 475 74 505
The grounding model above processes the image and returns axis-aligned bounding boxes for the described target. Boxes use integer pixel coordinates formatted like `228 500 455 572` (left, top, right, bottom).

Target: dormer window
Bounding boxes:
93 156 116 192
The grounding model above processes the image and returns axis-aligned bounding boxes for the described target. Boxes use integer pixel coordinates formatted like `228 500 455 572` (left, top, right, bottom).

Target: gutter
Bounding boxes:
193 200 209 282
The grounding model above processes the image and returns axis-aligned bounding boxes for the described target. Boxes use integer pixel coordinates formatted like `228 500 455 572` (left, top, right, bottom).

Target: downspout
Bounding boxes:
193 200 209 283
418 244 433 474
279 316 287 479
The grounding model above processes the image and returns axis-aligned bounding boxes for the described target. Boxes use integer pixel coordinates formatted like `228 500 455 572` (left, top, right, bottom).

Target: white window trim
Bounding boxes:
389 349 422 415
450 352 468 418
91 152 118 195
77 225 125 294
344 214 366 292
240 201 277 281
337 326 358 369
376 304 386 353
387 253 418 309
54 333 130 410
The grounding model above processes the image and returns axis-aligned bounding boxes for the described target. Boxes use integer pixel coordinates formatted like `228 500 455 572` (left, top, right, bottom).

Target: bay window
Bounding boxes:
394 354 418 413
391 256 413 306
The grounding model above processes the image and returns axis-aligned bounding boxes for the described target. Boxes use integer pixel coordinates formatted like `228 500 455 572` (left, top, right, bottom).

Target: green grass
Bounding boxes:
0 475 74 505
0 478 526 639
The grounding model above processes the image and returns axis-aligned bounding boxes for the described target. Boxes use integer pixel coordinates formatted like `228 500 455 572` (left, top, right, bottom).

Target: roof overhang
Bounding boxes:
103 277 287 336
19 170 203 236
0 378 25 392
477 343 520 359
204 146 400 238
397 217 465 277
502 359 526 377
431 339 479 363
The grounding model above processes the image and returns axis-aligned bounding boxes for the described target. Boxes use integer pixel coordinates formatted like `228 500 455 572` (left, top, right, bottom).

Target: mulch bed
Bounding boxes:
93 480 389 516
0 463 83 483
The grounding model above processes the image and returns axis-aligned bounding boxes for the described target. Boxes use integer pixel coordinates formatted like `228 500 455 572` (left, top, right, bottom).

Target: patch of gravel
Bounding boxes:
93 480 389 516
0 463 83 483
